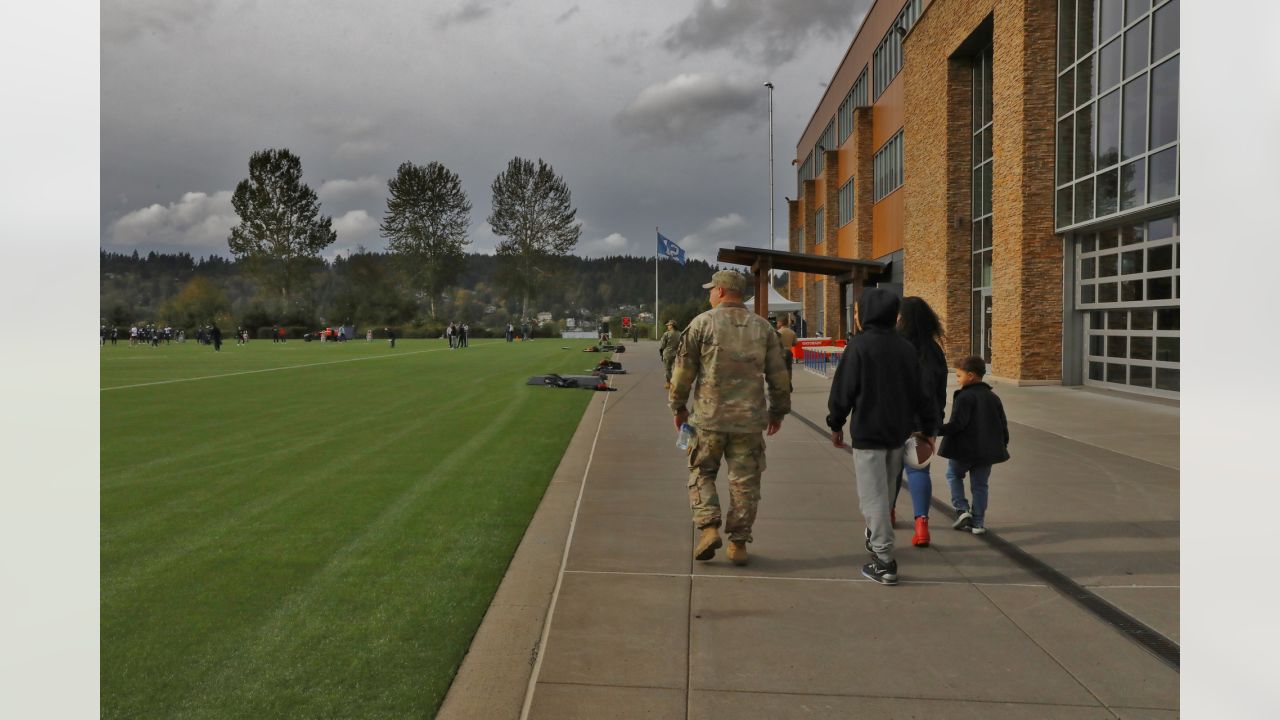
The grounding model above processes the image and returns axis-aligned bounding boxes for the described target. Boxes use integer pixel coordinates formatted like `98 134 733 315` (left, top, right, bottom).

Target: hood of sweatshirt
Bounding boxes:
858 287 900 330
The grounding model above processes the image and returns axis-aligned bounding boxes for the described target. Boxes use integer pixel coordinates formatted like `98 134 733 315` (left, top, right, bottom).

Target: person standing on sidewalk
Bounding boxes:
826 288 939 586
895 297 949 547
658 320 679 390
777 314 798 390
669 270 791 567
937 355 1010 535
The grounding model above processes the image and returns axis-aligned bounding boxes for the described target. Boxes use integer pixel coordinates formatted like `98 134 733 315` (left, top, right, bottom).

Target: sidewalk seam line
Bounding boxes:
518 378 611 720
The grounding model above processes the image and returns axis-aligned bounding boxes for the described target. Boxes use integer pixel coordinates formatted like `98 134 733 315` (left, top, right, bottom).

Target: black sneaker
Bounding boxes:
861 557 899 586
952 511 973 531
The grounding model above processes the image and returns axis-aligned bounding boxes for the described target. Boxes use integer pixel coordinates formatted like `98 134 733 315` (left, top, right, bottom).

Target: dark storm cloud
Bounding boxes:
101 0 218 44
663 0 870 66
613 73 767 144
438 0 497 29
556 5 580 23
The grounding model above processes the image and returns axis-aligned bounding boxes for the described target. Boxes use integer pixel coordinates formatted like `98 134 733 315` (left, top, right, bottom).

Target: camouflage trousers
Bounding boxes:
686 429 765 543
663 356 676 382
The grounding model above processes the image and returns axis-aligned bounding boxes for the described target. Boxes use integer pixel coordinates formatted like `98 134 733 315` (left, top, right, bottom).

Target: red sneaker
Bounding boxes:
912 517 931 547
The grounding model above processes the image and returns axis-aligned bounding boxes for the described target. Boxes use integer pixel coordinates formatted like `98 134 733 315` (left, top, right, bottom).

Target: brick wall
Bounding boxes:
904 0 1062 382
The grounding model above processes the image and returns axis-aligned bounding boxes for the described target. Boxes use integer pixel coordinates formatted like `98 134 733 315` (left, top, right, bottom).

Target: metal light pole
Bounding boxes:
765 82 775 253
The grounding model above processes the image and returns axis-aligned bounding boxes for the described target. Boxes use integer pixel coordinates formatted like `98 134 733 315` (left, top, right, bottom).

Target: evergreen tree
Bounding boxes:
487 157 580 321
380 161 472 318
228 148 336 306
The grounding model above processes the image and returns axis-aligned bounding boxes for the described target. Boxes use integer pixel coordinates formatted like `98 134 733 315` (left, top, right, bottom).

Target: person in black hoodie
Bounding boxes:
895 297 949 548
937 355 1010 534
827 287 940 586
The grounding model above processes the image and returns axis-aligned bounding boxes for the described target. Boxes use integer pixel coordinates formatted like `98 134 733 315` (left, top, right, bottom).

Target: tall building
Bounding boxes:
789 0 1179 397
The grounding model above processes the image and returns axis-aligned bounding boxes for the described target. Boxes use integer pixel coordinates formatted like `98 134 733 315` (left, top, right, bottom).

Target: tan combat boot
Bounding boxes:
694 526 722 561
727 540 748 566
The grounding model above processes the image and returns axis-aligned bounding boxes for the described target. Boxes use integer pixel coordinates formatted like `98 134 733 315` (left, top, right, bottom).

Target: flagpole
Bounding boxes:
654 226 660 339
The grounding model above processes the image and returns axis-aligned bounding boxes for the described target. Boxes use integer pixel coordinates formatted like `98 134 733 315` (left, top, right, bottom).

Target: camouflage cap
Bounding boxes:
666 320 677 327
701 270 746 293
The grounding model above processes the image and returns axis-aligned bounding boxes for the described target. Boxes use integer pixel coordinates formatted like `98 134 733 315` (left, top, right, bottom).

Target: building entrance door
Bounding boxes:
973 289 992 364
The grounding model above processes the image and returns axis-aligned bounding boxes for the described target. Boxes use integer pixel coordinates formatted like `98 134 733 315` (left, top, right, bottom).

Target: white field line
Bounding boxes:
519 379 611 720
101 345 469 391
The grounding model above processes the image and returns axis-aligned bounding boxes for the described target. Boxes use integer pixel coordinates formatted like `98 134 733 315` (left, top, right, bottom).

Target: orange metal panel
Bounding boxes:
871 189 905 258
837 223 857 258
871 78 905 149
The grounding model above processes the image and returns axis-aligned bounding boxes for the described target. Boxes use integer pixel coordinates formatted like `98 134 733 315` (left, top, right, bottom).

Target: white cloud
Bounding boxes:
106 190 236 255
678 212 751 261
614 73 766 144
317 176 384 207
580 232 630 258
332 209 378 243
663 0 870 66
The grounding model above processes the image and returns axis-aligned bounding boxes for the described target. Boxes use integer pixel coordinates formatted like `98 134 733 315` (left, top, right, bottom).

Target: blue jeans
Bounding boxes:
903 464 933 519
946 460 992 527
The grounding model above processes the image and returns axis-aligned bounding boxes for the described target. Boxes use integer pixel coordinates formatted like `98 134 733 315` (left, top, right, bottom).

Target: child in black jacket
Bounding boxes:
937 355 1009 534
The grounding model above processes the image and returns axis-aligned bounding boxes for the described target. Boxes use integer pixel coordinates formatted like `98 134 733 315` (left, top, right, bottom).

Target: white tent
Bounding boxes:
746 286 802 313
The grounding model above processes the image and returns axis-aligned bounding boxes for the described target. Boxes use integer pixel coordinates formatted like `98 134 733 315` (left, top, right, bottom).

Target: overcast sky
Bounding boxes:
101 0 871 263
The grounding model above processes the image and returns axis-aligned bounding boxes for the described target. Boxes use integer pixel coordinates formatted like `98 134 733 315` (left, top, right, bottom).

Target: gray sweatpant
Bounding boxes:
853 447 902 564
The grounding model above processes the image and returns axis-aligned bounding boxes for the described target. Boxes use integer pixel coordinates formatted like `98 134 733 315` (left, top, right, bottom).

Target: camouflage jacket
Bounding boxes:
669 301 791 432
658 329 679 360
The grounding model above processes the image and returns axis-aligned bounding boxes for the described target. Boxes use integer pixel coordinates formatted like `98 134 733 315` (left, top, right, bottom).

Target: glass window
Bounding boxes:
1148 146 1177 202
1121 279 1143 301
1057 118 1074 185
1077 0 1097 58
1107 310 1128 328
1075 53 1096 108
1089 361 1104 380
1150 56 1179 148
1148 244 1173 270
1082 257 1096 279
1121 250 1143 274
1156 307 1179 330
1120 224 1144 245
1129 365 1153 387
1148 216 1176 239
1152 0 1179 60
1097 168 1118 216
1074 104 1095 179
1089 334 1104 356
1058 69 1074 117
1107 362 1127 383
1132 310 1153 330
983 127 993 162
1097 90 1120 168
1122 75 1148 160
1127 0 1151 24
1120 159 1145 211
1057 186 1073 227
1099 0 1123 40
1075 177 1095 223
1098 282 1118 303
1059 0 1077 66
982 163 992 216
1156 367 1179 392
1099 38 1122 91
1131 336 1153 359
1098 253 1118 277
1156 336 1179 362
1123 19 1149 78
1098 231 1118 250
1147 276 1173 299
1083 235 1097 253
1107 335 1127 358
1081 283 1096 303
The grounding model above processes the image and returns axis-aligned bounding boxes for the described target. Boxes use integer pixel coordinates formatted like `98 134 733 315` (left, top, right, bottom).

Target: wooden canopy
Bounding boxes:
715 246 889 338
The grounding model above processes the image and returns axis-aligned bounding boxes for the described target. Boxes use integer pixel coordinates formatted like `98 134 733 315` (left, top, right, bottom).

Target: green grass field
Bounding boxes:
101 338 601 718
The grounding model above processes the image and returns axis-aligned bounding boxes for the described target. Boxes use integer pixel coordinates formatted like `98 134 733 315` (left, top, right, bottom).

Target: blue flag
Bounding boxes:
657 232 686 265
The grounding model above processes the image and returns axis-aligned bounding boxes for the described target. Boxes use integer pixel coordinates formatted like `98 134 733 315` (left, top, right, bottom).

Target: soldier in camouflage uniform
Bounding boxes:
669 270 791 566
658 320 679 389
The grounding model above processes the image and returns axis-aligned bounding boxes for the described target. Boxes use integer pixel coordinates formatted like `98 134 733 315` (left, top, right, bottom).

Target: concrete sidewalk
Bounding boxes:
439 342 1179 719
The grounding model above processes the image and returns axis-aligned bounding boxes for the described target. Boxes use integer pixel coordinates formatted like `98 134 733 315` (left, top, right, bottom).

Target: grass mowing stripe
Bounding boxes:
102 339 597 718
186 390 535 712
100 345 466 390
